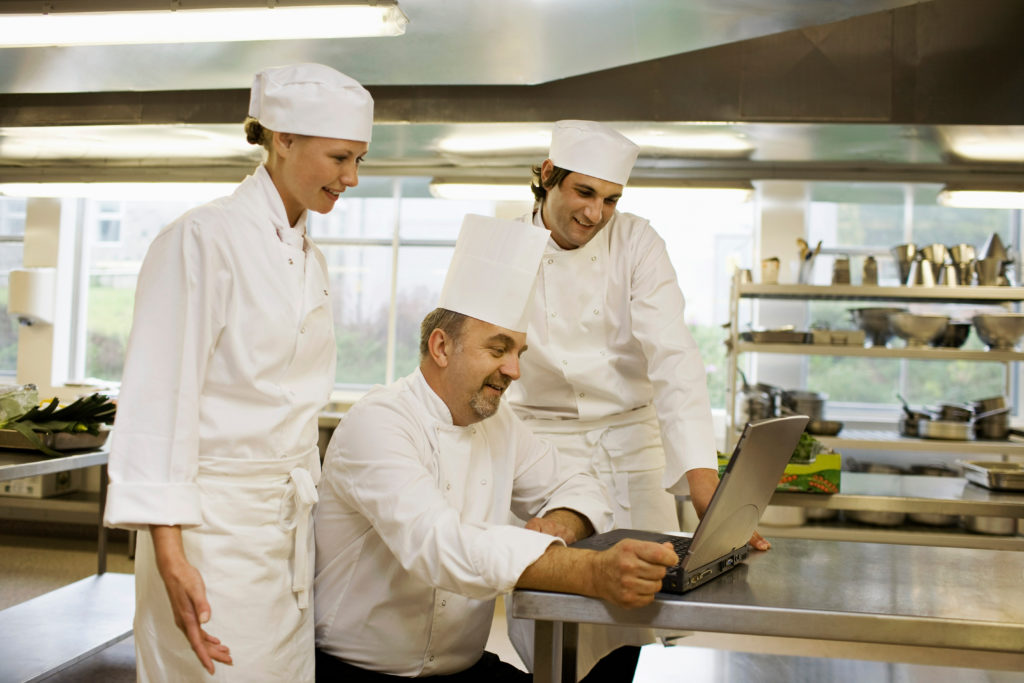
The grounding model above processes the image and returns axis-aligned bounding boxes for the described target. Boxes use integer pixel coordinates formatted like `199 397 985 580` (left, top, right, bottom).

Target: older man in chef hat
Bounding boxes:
504 120 765 675
313 214 676 681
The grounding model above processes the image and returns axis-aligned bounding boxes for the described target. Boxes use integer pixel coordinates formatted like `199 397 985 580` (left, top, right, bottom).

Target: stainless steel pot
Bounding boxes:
964 515 1017 535
908 465 959 526
781 389 827 422
917 418 973 441
847 509 906 527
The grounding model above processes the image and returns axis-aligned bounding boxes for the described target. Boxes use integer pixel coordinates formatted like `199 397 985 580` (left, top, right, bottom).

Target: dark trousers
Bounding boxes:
315 646 640 682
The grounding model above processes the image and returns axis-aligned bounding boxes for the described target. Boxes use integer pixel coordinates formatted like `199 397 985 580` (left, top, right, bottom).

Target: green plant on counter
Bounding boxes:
0 386 116 457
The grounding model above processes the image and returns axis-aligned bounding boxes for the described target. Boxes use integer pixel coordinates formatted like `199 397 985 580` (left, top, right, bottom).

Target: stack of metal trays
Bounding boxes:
960 461 1024 491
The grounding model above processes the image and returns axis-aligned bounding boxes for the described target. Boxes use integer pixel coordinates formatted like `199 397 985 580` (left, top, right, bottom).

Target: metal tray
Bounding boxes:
960 460 1024 491
0 428 110 452
740 330 811 344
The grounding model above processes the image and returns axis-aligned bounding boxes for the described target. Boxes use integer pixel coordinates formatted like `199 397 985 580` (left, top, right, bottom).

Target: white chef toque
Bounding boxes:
438 214 549 333
548 120 639 186
249 63 374 142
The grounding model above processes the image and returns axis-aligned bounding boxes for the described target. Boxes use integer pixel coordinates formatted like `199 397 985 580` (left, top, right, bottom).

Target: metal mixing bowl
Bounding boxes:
889 313 949 347
972 313 1024 350
848 307 906 347
929 322 971 348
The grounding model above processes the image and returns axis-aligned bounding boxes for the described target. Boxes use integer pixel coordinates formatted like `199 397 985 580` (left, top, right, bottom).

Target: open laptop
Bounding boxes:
572 414 808 594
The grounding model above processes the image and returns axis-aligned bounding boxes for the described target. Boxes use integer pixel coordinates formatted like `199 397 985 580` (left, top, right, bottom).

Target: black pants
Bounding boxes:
315 646 640 682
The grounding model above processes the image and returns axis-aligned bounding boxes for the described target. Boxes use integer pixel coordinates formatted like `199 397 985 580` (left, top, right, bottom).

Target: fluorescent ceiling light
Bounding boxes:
0 183 239 202
0 3 407 47
428 181 533 202
939 126 1024 163
938 188 1024 210
624 186 753 205
0 125 254 160
437 131 551 155
630 131 754 157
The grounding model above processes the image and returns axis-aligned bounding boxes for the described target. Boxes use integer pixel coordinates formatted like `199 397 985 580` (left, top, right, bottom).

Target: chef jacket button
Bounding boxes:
593 309 600 315
547 258 554 264
591 256 597 262
322 289 328 296
561 360 567 365
446 482 451 491
441 600 446 607
551 312 557 318
300 327 306 334
480 479 487 485
429 655 435 663
579 392 585 398
288 258 294 265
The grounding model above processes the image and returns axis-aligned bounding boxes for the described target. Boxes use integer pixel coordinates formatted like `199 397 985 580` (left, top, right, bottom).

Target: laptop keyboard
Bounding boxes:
668 536 692 559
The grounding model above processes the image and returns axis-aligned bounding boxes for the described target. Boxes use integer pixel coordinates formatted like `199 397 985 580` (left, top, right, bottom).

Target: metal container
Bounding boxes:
917 418 972 441
908 465 959 526
849 307 906 347
806 419 843 436
929 322 971 348
973 313 1024 350
890 312 949 347
890 244 917 284
898 410 930 437
906 258 937 287
961 461 1024 491
781 390 827 422
964 515 1017 536
848 509 907 527
935 402 972 422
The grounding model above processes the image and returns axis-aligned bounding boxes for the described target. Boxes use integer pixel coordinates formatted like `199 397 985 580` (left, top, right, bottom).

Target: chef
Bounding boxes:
103 63 373 682
313 214 676 682
505 120 767 675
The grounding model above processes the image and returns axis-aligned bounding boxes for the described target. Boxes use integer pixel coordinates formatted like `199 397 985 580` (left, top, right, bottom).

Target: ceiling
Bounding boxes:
0 0 1022 189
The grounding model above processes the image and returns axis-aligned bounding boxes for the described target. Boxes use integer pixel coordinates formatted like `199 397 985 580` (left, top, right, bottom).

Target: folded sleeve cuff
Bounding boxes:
103 481 203 531
470 526 564 596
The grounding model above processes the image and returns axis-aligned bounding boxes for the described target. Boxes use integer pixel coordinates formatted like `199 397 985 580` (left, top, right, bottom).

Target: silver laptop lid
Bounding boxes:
684 415 808 569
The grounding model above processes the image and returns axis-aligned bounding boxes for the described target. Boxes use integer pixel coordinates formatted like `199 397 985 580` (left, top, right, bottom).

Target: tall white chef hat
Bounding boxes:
249 63 374 142
438 214 549 333
548 120 639 186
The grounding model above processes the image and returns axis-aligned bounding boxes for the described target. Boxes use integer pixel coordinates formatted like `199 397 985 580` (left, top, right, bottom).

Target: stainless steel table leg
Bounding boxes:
533 620 577 683
97 464 108 575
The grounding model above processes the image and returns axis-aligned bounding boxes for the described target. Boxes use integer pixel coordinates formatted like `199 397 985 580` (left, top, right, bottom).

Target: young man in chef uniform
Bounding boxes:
313 214 678 681
104 64 373 681
505 120 769 675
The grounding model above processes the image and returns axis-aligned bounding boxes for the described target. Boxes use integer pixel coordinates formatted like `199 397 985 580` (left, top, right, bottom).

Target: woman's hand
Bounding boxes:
150 525 232 674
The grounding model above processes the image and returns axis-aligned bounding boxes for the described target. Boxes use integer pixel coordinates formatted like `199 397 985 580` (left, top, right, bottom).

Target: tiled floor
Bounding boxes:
3 526 1022 682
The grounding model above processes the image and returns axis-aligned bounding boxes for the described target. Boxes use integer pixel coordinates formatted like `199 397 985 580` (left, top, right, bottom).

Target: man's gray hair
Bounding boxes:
419 308 469 359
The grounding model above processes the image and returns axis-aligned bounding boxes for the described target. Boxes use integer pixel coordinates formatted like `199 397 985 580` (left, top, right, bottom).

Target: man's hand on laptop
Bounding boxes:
590 539 679 609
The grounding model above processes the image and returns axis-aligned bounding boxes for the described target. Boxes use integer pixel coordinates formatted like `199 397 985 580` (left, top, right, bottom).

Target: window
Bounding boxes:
803 182 1021 411
95 201 123 243
0 198 26 378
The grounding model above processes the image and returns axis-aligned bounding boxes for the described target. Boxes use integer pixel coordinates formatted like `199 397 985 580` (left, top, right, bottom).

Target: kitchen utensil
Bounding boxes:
780 389 827 421
849 307 906 347
831 255 851 285
974 257 1007 286
861 255 878 286
929 321 970 348
920 243 948 270
890 244 917 284
898 410 930 437
906 258 937 286
955 259 976 286
960 460 1024 490
978 233 1009 262
908 464 959 526
806 419 843 436
935 402 972 422
760 258 779 284
739 329 811 343
889 312 949 347
964 515 1016 535
917 418 972 440
737 268 753 283
937 263 960 286
971 395 1006 412
972 313 1024 350
949 243 976 264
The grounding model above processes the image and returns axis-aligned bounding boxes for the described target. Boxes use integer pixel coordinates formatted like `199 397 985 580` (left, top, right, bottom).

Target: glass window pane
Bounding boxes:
0 244 25 376
398 198 503 240
0 198 27 237
323 244 393 386
84 199 201 381
393 245 455 380
309 196 398 240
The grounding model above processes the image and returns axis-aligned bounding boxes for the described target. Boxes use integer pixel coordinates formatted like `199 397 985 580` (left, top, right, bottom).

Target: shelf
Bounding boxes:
815 429 1024 454
735 341 1024 361
759 520 1024 551
737 283 1024 303
0 491 102 525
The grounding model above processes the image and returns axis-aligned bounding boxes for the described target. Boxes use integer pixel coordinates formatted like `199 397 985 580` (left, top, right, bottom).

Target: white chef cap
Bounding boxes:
548 120 639 186
438 214 549 333
249 63 374 142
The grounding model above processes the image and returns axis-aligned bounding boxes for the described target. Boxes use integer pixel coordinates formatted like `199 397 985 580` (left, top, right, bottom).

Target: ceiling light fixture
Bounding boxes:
0 1 407 48
428 178 754 204
0 183 240 201
937 186 1024 210
428 180 533 202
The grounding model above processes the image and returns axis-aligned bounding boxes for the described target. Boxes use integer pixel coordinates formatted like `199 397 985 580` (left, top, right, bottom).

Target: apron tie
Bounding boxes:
279 467 319 609
585 427 631 512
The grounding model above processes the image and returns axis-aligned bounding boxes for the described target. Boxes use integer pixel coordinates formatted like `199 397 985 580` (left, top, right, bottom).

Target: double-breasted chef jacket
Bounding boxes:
508 207 718 499
314 368 613 677
104 164 336 683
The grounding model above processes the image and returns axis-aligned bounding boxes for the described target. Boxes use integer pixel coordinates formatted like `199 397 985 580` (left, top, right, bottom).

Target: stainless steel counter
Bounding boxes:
0 449 111 573
771 472 1024 516
510 538 1024 682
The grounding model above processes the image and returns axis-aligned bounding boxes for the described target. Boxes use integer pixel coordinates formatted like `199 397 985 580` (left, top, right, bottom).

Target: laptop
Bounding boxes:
572 414 808 594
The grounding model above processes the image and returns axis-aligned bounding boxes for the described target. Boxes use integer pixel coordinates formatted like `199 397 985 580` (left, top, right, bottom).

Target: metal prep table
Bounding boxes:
510 538 1024 683
0 448 111 573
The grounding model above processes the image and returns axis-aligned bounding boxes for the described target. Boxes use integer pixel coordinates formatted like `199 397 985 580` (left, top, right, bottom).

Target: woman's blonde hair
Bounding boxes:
243 117 273 153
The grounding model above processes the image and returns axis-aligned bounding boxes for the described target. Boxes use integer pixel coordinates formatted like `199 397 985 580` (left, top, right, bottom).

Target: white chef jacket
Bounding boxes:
314 369 613 677
506 208 717 493
104 165 336 682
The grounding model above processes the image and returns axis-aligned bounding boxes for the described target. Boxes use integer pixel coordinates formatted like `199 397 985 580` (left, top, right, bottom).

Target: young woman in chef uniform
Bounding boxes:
104 63 373 682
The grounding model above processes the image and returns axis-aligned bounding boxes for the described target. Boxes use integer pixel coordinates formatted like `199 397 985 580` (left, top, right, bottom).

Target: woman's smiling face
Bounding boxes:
272 133 368 224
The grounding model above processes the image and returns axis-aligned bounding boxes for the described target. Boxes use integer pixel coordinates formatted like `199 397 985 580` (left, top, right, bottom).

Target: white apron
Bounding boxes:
135 448 320 682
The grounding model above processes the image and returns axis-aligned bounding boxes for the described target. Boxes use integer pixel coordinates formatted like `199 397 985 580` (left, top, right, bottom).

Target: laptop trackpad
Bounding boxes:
686 503 760 568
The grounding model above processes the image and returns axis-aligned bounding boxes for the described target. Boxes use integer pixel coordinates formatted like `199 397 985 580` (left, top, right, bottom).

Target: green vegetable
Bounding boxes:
0 384 40 424
0 392 116 457
790 432 823 464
